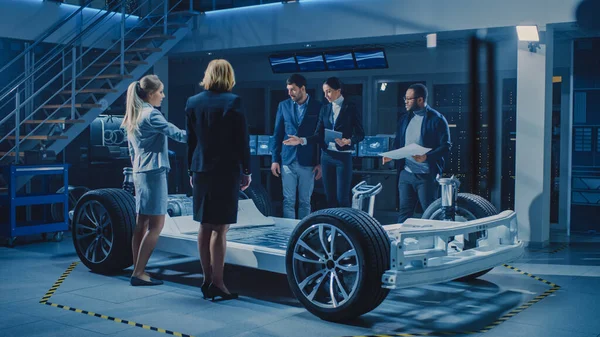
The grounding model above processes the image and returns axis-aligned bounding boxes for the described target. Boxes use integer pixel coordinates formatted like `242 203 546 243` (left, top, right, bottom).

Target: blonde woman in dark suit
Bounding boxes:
186 59 251 301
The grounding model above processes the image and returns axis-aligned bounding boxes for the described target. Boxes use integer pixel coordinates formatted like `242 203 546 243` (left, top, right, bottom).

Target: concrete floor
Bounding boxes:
0 232 599 337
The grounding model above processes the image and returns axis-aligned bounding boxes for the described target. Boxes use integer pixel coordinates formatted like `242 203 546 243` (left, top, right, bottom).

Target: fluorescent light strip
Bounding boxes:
516 25 539 42
32 0 139 19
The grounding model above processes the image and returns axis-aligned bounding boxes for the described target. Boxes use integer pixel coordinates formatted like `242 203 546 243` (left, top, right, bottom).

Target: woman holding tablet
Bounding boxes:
284 77 364 207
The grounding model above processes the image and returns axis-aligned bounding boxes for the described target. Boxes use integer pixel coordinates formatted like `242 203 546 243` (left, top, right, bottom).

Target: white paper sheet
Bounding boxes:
378 143 431 160
326 142 354 153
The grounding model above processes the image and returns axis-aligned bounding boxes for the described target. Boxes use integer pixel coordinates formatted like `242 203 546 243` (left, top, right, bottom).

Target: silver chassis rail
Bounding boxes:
382 210 523 289
154 199 523 288
155 200 295 274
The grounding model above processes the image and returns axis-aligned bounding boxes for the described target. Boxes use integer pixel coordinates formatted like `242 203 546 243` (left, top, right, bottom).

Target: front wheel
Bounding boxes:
422 193 498 281
286 208 390 322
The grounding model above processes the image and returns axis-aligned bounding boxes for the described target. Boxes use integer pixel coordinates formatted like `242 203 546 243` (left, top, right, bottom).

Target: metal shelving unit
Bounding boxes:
0 164 69 246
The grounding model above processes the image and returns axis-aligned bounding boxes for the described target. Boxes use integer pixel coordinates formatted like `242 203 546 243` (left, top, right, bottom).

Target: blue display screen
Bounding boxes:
354 49 388 69
269 55 298 73
324 51 356 70
296 53 326 72
257 135 273 155
249 135 257 155
358 136 390 157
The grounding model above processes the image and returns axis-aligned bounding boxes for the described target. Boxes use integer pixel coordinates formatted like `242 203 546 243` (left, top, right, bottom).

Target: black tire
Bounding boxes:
286 208 390 322
72 188 136 274
51 186 90 223
239 183 272 216
422 193 498 281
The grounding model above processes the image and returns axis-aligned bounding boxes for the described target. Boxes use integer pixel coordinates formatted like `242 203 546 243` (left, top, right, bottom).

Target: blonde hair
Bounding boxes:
121 74 162 135
201 59 236 92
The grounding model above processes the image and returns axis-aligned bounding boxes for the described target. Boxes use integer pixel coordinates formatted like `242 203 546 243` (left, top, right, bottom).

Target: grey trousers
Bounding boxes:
281 161 315 219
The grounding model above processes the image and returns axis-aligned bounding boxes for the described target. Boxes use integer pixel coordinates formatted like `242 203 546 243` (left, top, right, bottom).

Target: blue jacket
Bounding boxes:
393 105 451 176
272 97 321 166
127 103 187 173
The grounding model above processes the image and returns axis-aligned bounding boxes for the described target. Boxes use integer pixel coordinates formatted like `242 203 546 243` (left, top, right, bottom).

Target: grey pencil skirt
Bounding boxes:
133 168 168 215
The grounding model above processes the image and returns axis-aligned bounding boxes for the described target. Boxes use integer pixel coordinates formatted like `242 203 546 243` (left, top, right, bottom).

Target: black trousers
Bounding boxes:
397 169 438 223
321 150 353 208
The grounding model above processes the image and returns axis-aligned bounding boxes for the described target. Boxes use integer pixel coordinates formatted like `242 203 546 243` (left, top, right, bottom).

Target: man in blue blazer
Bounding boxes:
271 74 322 219
383 83 451 223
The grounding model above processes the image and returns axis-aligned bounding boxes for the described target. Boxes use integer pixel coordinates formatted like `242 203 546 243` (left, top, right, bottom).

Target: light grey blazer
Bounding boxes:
127 103 187 173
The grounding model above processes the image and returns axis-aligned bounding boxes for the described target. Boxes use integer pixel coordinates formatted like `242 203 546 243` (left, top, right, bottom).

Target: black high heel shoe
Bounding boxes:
201 283 210 299
207 284 238 301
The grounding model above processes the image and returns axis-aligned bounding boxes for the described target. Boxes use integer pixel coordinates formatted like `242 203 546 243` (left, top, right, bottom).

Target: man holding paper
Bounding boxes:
382 83 451 223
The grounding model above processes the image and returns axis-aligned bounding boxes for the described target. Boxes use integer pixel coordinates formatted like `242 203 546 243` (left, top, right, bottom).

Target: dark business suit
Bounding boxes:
393 105 451 223
272 97 321 166
272 97 321 219
186 91 251 224
306 99 365 207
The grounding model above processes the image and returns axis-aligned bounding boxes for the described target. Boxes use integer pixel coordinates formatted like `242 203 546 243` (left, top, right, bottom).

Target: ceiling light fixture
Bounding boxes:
516 25 539 42
516 25 541 53
426 33 437 48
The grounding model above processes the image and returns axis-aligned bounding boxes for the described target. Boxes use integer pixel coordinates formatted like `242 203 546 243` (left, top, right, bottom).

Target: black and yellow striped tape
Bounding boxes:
42 302 194 337
40 261 78 304
40 262 195 337
476 264 560 333
339 264 561 337
549 244 569 254
530 243 569 254
501 264 559 288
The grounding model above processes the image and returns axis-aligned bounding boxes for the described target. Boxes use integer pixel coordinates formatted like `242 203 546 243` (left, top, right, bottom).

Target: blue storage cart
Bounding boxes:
0 164 70 247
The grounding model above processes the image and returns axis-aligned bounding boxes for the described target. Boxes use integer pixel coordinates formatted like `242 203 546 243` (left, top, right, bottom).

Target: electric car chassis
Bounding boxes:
71 171 523 322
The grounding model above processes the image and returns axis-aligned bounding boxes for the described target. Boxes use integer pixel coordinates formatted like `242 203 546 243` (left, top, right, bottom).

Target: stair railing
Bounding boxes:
0 0 191 163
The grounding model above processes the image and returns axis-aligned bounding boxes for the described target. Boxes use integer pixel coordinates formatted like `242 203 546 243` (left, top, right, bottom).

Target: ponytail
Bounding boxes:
121 74 162 135
121 81 144 136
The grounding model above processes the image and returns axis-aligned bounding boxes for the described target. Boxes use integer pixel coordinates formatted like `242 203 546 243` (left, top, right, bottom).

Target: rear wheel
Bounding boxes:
286 208 390 321
72 188 136 274
51 186 90 224
422 193 498 281
239 184 272 216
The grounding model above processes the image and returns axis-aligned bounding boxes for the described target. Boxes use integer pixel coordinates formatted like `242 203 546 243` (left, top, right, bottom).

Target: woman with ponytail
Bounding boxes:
121 74 187 286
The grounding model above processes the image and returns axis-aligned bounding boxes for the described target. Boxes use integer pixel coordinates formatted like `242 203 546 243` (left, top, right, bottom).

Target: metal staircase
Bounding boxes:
0 0 197 173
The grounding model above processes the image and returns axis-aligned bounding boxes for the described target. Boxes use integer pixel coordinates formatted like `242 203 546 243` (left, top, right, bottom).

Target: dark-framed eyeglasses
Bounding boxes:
403 96 420 102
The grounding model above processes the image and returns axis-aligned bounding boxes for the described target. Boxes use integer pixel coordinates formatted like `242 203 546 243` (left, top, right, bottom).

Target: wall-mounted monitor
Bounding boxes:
324 51 356 70
296 53 326 72
353 48 388 69
269 54 298 73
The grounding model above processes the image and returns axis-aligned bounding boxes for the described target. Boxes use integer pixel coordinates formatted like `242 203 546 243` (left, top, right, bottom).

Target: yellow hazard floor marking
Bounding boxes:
40 262 195 337
339 263 561 337
530 243 569 254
